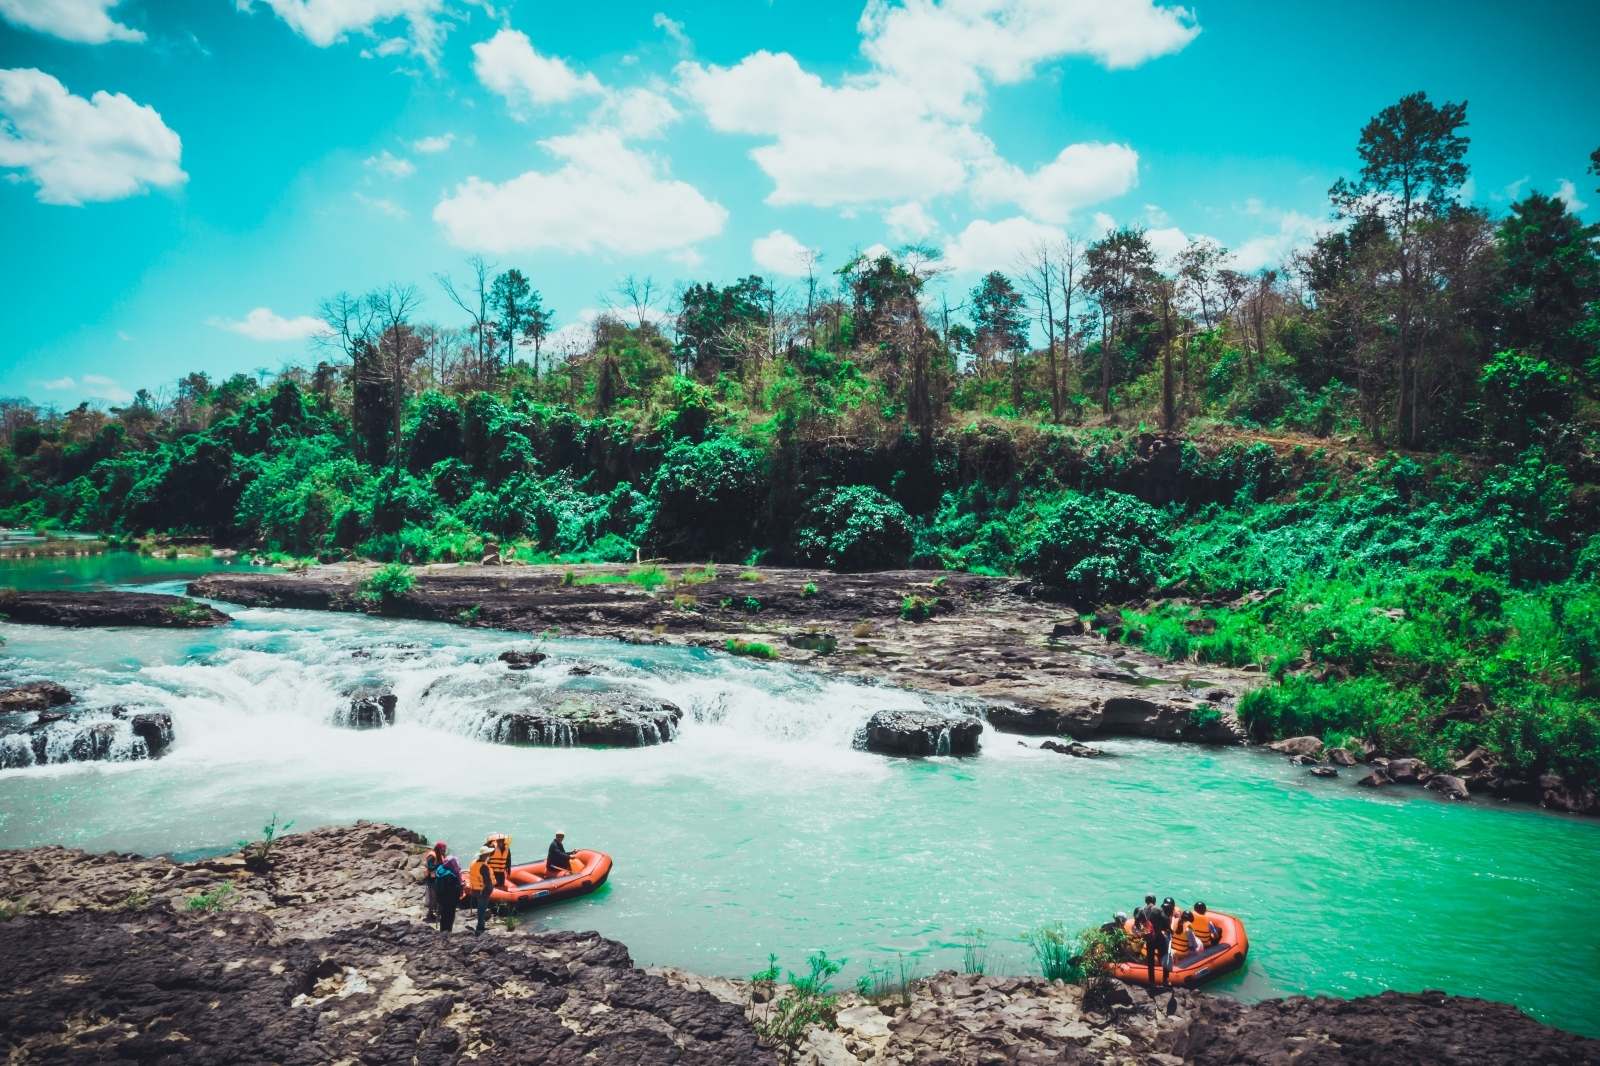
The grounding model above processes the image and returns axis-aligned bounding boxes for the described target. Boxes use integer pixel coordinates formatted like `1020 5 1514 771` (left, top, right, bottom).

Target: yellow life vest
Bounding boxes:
468 859 492 892
487 835 511 882
1171 924 1196 956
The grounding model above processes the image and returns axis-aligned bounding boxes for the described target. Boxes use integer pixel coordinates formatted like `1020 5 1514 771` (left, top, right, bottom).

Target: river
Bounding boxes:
2 556 1597 1037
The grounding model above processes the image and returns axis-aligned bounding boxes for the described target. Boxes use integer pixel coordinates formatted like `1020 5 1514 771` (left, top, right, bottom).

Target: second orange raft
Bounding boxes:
1108 910 1249 988
462 849 613 909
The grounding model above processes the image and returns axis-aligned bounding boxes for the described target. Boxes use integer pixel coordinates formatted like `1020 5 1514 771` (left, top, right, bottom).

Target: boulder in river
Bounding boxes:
1386 758 1433 784
1099 695 1244 744
860 709 981 757
1040 739 1102 758
985 699 1101 739
1269 735 1323 757
498 649 548 670
0 590 229 628
0 681 74 712
340 686 397 729
1357 768 1393 788
484 690 682 747
1540 774 1598 814
1308 765 1339 777
1425 774 1471 801
1328 746 1358 766
0 706 172 768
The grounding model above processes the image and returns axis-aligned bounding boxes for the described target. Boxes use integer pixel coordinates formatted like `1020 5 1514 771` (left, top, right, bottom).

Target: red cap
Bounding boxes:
434 842 447 850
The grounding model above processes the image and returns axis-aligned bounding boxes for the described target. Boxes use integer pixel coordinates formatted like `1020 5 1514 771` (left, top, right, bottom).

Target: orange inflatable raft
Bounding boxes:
1108 910 1249 988
470 850 613 909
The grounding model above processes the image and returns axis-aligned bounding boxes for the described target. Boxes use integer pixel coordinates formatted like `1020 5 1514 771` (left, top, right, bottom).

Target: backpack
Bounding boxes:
434 864 459 894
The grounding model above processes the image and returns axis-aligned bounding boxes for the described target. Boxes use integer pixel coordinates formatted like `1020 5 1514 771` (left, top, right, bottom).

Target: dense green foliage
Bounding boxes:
1 102 1597 791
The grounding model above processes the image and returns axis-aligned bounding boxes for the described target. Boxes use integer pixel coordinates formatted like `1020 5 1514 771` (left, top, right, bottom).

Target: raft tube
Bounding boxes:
468 850 612 909
1108 910 1249 988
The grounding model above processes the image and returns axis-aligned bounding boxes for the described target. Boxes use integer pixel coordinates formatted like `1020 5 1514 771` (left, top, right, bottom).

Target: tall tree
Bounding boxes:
365 284 422 479
969 272 1029 410
435 255 495 381
1331 90 1470 443
489 268 537 371
1086 227 1156 416
1017 238 1084 422
1498 191 1600 372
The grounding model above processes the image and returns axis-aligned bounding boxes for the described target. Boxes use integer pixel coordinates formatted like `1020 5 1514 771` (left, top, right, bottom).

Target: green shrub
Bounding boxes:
727 639 778 659
793 485 913 571
646 436 763 561
1016 491 1169 603
900 594 935 621
356 563 415 603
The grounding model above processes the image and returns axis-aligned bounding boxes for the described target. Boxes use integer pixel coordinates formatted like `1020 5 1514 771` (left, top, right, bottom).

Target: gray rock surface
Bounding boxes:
860 709 981 756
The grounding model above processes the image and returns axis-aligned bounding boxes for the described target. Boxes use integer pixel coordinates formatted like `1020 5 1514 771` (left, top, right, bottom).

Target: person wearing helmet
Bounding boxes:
470 846 495 935
1190 901 1220 947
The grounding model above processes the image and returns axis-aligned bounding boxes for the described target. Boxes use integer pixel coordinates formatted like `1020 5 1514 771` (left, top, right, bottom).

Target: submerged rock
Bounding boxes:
859 709 981 757
1308 765 1339 778
0 590 230 628
485 691 682 747
1426 774 1470 800
498 649 548 670
339 686 397 729
1041 739 1103 758
0 706 172 768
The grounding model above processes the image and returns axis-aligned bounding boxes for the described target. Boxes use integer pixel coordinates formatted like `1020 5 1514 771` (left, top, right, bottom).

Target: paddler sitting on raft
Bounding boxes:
547 831 584 876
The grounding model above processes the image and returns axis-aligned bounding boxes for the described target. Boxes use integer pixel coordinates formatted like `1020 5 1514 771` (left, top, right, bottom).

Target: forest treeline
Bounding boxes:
3 95 1600 791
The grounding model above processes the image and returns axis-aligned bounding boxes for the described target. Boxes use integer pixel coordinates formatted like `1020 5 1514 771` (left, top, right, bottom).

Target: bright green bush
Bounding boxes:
793 485 914 571
1016 491 1169 603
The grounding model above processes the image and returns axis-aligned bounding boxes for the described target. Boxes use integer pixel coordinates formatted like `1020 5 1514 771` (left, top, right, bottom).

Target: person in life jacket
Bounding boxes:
1171 910 1201 957
469 846 495 935
1190 901 1220 947
430 846 463 933
484 834 511 889
1136 894 1171 986
547 832 576 875
424 842 448 920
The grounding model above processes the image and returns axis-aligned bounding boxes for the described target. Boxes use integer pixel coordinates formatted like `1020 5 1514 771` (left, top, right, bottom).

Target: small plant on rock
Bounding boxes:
185 881 235 914
1023 923 1074 982
960 927 989 975
801 582 818 598
900 594 935 621
0 898 26 921
163 598 216 624
727 639 778 660
753 951 845 1064
237 812 294 868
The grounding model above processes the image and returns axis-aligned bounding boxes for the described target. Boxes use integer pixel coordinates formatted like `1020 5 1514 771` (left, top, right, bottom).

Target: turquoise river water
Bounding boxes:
1 556 1598 1037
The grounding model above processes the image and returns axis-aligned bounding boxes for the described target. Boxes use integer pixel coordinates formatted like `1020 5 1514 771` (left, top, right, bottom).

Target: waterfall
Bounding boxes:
935 726 952 757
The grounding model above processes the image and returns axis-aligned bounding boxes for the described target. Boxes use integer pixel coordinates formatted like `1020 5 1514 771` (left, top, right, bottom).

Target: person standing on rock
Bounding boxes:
1138 894 1172 986
432 849 462 933
470 846 495 935
424 842 452 920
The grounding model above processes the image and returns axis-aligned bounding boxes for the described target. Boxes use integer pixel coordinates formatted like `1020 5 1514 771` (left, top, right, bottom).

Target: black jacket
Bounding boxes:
547 839 572 871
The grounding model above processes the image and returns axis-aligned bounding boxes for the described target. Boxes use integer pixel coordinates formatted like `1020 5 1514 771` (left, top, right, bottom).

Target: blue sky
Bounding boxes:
2 0 1596 408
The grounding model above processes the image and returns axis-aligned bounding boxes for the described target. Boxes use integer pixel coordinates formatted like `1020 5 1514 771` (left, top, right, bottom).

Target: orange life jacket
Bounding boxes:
486 835 510 883
1191 913 1219 946
468 859 493 892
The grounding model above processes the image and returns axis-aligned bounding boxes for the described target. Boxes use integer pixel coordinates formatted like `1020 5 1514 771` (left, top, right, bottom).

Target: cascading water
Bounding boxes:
3 576 1600 1039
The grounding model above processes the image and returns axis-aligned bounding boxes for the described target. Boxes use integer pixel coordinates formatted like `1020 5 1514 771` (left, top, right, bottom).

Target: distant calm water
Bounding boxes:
2 558 1597 1037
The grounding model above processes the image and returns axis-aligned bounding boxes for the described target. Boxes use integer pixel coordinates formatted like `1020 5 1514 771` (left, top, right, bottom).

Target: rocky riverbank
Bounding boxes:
2 822 1594 1065
189 563 1252 749
1 589 230 628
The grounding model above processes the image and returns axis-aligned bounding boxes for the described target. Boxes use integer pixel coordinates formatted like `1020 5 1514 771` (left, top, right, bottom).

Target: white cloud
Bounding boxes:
0 68 186 205
34 374 132 402
354 191 407 218
596 87 679 138
941 216 1065 274
206 307 334 341
1143 225 1190 264
473 28 603 109
972 142 1138 222
412 132 454 153
680 51 985 207
1556 179 1589 214
677 0 1193 213
433 130 726 255
1231 208 1329 271
860 0 1199 117
365 149 415 179
751 229 818 276
0 0 143 43
240 0 452 61
653 11 690 49
885 201 938 241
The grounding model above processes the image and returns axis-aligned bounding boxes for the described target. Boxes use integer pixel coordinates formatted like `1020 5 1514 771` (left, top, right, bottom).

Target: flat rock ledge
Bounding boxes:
860 708 983 756
986 695 1243 745
2 822 1593 1066
0 589 230 628
438 685 683 747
